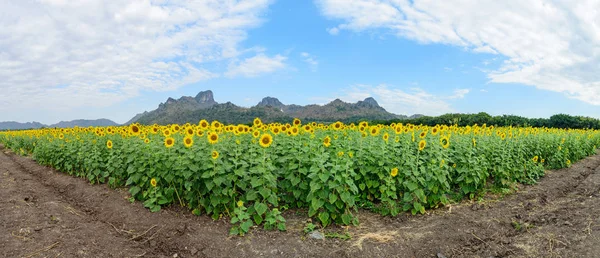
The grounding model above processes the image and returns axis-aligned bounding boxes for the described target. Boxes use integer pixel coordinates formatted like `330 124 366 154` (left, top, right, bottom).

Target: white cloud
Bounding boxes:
0 0 274 123
315 0 600 105
327 27 340 35
225 53 286 78
301 52 319 71
448 89 470 99
443 67 452 72
338 84 466 115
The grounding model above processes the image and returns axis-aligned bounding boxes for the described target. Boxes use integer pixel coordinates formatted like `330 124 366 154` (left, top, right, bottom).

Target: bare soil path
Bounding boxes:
1 145 600 257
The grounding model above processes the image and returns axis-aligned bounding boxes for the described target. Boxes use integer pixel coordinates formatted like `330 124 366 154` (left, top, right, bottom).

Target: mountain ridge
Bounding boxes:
130 90 406 125
0 119 119 130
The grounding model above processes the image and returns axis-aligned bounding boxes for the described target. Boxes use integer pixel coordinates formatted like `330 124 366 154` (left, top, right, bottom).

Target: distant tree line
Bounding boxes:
372 113 600 130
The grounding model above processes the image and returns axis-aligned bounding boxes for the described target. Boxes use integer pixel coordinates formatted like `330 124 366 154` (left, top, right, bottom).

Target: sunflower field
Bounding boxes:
1 118 599 235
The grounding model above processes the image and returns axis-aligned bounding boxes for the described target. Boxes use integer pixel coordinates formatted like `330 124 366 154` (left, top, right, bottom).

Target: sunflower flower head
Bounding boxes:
183 136 194 148
323 136 332 147
259 134 273 148
208 132 219 144
150 178 157 187
164 137 175 148
390 167 399 177
440 135 450 149
418 139 426 151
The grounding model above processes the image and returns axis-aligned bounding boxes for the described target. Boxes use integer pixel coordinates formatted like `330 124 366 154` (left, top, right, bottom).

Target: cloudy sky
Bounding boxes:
2 0 600 124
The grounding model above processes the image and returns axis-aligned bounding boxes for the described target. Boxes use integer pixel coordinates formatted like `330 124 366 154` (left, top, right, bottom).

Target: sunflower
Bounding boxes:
337 151 344 157
431 127 439 135
198 120 209 129
252 130 260 138
419 131 427 138
323 136 332 147
163 129 172 137
58 133 64 139
237 200 244 208
500 133 506 140
236 125 245 134
144 138 150 144
211 150 219 160
171 124 180 132
566 159 571 166
395 126 403 134
207 132 219 144
369 126 380 136
270 126 280 135
259 134 273 148
183 136 194 148
472 138 477 147
185 127 195 136
196 129 204 137
293 118 301 126
151 126 159 134
150 178 157 187
130 124 141 135
211 121 221 129
291 127 299 136
440 135 450 149
303 125 312 133
106 140 113 149
382 132 389 142
390 167 399 177
532 156 539 163
164 137 175 148
333 122 342 130
418 140 426 151
253 118 262 127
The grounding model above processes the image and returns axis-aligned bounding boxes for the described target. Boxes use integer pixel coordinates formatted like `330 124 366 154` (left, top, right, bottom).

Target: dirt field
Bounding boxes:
1 145 600 258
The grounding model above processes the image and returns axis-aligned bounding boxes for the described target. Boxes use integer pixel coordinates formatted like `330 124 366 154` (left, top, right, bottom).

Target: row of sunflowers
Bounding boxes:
1 118 598 235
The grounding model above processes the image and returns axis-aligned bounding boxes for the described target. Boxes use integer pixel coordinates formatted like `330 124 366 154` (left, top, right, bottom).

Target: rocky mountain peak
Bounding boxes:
257 97 285 108
195 90 216 104
357 97 381 108
166 97 176 104
328 99 346 106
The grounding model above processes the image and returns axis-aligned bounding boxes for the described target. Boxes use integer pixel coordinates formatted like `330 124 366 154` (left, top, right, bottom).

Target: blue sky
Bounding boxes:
2 0 600 124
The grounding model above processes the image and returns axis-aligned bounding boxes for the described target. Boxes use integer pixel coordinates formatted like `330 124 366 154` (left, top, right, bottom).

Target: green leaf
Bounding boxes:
341 214 352 225
240 220 253 233
318 212 330 227
129 186 141 197
414 189 427 203
277 223 286 232
404 181 418 192
319 173 329 182
246 191 258 201
259 188 271 199
329 193 338 204
253 213 264 225
254 202 268 216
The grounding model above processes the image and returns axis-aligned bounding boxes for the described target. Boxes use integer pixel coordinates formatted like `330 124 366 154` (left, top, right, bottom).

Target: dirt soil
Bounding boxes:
1 145 600 258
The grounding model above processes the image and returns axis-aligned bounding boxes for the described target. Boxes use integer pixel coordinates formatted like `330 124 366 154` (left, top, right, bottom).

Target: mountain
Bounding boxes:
0 121 45 130
0 119 119 130
131 90 405 125
49 119 119 128
129 90 218 124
